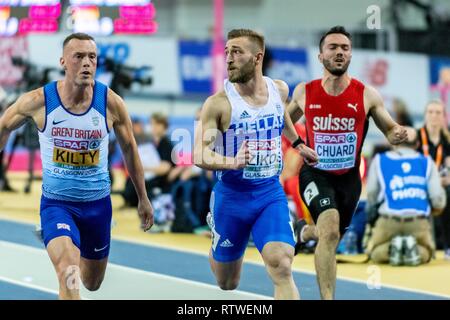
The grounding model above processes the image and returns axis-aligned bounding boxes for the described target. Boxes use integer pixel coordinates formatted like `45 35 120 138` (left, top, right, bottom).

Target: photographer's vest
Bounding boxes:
377 151 431 217
38 81 111 202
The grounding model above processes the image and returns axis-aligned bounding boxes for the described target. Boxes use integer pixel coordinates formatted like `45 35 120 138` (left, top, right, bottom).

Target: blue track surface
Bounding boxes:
0 280 56 300
0 219 446 300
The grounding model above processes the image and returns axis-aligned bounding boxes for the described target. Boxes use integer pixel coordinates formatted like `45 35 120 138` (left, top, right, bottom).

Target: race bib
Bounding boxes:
243 138 282 179
314 132 357 171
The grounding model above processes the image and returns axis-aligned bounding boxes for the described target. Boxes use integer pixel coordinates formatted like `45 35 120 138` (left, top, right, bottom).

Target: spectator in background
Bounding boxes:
168 108 213 234
107 132 117 190
366 127 446 266
417 99 450 260
131 117 151 145
430 67 450 114
22 118 40 193
392 98 414 127
0 87 13 191
122 119 152 206
168 160 214 234
147 112 176 194
122 113 175 206
0 86 6 107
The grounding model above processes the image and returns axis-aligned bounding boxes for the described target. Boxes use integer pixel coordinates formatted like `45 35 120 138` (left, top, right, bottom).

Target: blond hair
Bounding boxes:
425 99 450 142
151 112 169 129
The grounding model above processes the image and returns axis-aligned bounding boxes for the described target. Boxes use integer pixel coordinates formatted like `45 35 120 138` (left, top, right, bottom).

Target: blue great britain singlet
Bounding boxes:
215 77 285 188
377 151 432 216
38 81 110 202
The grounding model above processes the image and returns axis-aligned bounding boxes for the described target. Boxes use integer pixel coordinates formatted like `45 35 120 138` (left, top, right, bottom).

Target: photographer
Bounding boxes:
366 127 446 266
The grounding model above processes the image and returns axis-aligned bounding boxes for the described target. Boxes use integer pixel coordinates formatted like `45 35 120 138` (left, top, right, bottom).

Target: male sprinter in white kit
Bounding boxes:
194 29 317 299
0 33 154 299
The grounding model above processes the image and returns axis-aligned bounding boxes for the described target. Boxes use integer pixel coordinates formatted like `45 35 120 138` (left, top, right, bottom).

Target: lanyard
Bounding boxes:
420 127 443 168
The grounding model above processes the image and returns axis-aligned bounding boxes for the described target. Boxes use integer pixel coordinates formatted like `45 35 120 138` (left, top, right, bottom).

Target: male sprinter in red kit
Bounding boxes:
287 26 407 299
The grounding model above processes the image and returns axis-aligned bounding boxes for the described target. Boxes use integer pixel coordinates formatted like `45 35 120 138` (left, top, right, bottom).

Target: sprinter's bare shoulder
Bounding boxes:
201 90 233 134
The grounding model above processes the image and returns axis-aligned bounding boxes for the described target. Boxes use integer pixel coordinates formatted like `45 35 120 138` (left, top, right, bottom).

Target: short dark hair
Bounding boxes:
319 26 352 52
63 33 95 49
227 29 265 52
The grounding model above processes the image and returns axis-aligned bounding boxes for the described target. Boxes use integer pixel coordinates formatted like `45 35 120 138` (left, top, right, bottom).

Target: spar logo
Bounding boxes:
89 140 101 149
347 133 357 143
54 139 101 151
247 140 277 150
314 132 358 171
248 139 280 166
54 139 89 151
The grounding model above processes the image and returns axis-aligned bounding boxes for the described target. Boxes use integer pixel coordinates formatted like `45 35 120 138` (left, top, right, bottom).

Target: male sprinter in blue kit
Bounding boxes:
194 29 318 299
0 33 153 299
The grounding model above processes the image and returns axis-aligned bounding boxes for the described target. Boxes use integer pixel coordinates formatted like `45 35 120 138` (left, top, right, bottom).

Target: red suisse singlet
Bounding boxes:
304 78 368 175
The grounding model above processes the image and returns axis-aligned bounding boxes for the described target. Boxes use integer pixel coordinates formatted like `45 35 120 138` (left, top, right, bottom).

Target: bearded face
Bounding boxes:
322 56 350 76
225 37 260 84
228 56 256 83
319 33 352 77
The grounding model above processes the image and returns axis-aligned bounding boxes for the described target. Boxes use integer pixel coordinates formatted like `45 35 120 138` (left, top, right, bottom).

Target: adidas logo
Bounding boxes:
220 239 234 247
239 110 251 119
276 104 283 114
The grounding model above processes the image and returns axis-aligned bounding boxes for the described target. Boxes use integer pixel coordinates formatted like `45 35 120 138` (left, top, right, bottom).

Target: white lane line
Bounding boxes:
1 218 448 299
330 273 450 299
112 236 450 299
0 240 271 300
0 275 58 296
109 263 271 300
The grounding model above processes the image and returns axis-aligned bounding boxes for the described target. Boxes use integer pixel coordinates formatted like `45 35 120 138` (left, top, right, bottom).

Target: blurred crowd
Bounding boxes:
1 78 450 265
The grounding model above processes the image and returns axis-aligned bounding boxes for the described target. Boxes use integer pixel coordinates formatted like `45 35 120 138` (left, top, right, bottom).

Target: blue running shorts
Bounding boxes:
40 195 112 260
209 181 295 262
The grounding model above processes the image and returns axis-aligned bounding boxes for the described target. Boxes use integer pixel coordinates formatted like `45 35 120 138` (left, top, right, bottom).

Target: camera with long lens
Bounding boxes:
11 56 61 91
11 56 42 90
97 56 153 95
